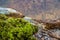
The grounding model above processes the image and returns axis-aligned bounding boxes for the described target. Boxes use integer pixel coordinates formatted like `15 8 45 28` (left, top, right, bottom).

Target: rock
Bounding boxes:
0 7 24 18
34 27 60 40
34 19 60 30
23 16 40 25
33 21 60 40
48 29 60 39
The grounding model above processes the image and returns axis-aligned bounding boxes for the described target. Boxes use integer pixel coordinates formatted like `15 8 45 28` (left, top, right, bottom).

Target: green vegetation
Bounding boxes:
0 14 38 40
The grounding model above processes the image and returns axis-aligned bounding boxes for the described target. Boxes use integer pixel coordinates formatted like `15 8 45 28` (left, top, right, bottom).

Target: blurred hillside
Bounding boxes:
0 0 60 20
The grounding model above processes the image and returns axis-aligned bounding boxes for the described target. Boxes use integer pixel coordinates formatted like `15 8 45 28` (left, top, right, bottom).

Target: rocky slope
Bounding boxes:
0 7 60 40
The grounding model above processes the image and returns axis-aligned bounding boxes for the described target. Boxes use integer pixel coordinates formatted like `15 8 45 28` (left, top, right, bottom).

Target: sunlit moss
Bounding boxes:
0 14 38 40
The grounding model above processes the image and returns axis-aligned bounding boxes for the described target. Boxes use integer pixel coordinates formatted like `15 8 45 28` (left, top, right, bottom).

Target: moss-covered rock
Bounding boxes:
0 14 38 40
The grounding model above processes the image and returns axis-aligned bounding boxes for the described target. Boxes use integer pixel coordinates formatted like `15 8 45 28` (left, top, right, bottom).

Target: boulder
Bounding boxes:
0 7 25 18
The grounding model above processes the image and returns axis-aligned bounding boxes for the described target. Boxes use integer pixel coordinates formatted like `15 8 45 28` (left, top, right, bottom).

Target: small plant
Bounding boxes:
0 14 38 40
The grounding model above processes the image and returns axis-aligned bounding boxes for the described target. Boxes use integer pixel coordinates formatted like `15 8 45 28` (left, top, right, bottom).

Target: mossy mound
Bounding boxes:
0 14 38 40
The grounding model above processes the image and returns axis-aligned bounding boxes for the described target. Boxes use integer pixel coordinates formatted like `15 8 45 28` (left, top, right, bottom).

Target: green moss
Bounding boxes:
0 14 38 40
